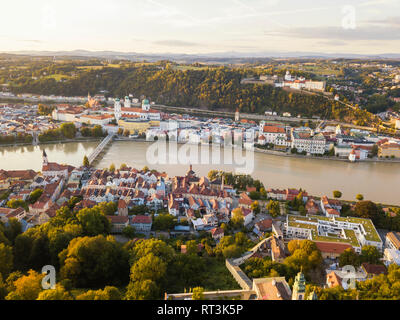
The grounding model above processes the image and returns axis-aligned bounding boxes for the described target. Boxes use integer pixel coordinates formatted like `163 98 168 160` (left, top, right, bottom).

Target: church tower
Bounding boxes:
292 271 306 300
114 98 122 122
124 96 131 109
142 98 150 111
43 149 48 166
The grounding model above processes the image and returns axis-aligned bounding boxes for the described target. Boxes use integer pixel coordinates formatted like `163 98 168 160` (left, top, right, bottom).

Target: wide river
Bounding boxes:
0 140 398 205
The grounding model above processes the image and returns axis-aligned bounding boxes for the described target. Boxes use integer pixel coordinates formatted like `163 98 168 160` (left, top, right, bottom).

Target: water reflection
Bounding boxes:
0 140 398 205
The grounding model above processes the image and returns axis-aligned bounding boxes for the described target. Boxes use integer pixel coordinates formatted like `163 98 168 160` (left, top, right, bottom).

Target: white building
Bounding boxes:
259 121 286 144
291 130 326 155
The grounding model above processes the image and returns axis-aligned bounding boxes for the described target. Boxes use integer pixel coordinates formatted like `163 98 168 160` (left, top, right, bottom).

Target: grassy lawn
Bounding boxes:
200 257 241 291
173 65 210 71
45 74 71 81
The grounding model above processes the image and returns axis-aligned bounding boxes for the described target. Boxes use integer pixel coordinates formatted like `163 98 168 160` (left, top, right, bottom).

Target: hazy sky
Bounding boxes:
1 0 400 54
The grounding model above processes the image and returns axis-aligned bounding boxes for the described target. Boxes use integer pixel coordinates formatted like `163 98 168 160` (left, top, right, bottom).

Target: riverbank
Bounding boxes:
114 137 400 164
0 137 103 149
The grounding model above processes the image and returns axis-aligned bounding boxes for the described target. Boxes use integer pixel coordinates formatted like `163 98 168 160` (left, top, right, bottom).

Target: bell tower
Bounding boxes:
114 98 122 122
43 149 48 166
292 271 306 300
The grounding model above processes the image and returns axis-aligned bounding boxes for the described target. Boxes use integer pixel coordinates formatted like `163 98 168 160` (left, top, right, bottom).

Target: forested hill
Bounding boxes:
11 65 376 124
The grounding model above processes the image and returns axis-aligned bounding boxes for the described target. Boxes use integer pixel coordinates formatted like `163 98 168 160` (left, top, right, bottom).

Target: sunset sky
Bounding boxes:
1 0 399 54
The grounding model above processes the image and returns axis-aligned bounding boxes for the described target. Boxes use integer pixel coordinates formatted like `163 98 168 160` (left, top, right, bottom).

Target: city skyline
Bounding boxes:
1 0 400 55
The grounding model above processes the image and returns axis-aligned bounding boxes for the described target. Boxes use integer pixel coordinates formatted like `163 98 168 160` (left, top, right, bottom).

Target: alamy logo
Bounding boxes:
342 5 356 30
341 265 357 290
41 265 56 290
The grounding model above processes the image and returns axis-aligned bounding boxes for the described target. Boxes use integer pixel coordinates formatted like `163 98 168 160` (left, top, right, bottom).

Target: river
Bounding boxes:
0 140 398 205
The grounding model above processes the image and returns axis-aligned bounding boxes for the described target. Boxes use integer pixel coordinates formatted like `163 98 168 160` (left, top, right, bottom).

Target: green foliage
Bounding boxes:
76 207 111 236
10 65 376 123
36 284 73 300
333 190 342 199
251 201 261 215
339 248 360 268
28 189 43 204
6 199 28 211
5 270 44 300
59 235 130 288
360 245 382 265
3 218 22 244
214 233 253 259
152 214 177 231
285 240 323 274
122 226 136 239
192 287 205 300
39 123 77 142
38 104 55 116
230 208 244 229
0 243 13 278
125 279 159 300
76 286 121 300
0 133 33 145
80 125 106 138
83 155 89 167
266 200 280 217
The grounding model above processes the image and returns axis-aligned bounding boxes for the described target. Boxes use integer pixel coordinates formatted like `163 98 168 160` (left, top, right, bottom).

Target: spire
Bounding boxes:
292 270 306 300
42 149 48 165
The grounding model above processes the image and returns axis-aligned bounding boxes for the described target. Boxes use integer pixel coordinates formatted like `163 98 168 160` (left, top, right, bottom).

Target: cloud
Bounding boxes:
152 40 200 47
19 40 43 43
365 16 400 27
265 25 400 41
317 40 348 47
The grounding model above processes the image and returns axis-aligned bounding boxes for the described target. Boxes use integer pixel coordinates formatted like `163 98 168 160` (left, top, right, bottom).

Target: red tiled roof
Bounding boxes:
131 215 152 224
314 241 352 254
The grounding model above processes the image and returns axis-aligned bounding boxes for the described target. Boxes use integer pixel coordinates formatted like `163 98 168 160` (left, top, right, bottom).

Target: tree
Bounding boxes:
3 218 22 244
356 194 364 201
109 163 116 172
354 201 380 221
338 248 360 267
130 253 167 283
122 226 136 239
59 235 129 288
299 205 307 216
83 155 90 167
251 201 261 215
76 207 111 236
60 123 77 139
6 199 28 211
360 245 382 265
120 163 128 170
125 280 159 300
0 274 7 300
29 189 43 204
192 287 205 300
152 214 176 231
131 239 175 263
76 286 121 300
284 240 323 274
185 240 198 255
0 243 13 278
36 284 73 300
333 191 342 199
231 208 244 229
5 270 44 300
266 200 280 217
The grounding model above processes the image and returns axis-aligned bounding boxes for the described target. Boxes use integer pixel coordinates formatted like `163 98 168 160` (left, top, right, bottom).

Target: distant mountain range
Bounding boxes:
2 49 400 62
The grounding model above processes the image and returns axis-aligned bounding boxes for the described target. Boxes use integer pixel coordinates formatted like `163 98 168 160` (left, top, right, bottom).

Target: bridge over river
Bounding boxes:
87 133 115 165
